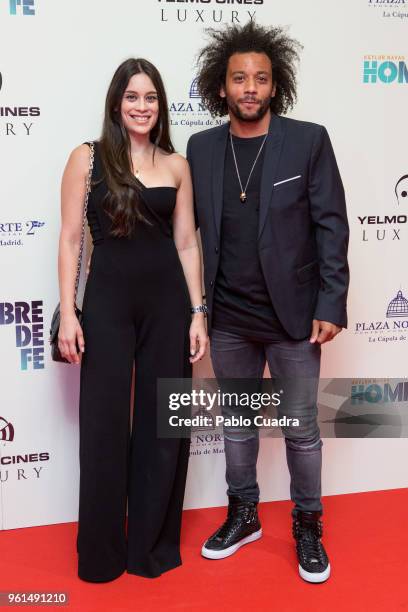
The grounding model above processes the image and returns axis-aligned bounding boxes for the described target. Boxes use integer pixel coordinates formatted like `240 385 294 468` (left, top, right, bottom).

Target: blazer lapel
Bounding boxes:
258 113 285 238
212 122 229 240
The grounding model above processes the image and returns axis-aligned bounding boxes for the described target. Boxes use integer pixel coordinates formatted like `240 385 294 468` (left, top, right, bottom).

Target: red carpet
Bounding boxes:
1 488 407 612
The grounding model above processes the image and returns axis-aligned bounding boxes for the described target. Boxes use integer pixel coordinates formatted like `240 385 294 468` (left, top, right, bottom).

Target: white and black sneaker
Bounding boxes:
201 496 262 560
292 510 331 583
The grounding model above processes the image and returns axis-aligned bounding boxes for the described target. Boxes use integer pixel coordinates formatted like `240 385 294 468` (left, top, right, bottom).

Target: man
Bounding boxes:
187 22 349 583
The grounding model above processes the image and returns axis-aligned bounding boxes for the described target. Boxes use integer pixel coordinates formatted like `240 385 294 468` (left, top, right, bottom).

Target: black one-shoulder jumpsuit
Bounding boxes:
76 142 192 581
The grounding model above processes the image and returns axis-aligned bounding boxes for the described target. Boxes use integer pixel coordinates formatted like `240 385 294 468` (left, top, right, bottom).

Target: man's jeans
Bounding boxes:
210 328 322 516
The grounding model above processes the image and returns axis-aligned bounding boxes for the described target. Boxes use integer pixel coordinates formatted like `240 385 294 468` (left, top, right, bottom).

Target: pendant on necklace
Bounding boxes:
240 192 247 203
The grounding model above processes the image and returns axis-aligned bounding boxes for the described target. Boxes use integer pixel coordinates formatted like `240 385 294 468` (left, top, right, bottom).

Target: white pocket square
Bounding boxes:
273 175 301 187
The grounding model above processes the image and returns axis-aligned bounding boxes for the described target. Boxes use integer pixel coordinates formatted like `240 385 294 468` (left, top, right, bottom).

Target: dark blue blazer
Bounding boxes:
186 113 350 340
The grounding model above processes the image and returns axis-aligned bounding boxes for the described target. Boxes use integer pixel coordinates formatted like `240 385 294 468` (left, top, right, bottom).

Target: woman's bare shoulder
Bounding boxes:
64 143 93 177
161 150 189 179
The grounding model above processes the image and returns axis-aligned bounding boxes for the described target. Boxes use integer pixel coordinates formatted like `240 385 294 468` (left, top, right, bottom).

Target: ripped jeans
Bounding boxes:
210 328 323 516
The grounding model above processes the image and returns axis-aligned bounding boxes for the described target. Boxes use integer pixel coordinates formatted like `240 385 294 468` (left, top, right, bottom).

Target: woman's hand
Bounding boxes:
58 313 85 364
189 313 208 364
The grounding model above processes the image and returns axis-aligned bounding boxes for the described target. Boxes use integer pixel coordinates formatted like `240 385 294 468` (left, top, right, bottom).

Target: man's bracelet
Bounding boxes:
190 304 208 316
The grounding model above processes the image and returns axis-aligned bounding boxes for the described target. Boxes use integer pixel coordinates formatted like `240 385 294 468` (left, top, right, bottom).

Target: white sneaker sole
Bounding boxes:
299 562 331 583
201 528 263 560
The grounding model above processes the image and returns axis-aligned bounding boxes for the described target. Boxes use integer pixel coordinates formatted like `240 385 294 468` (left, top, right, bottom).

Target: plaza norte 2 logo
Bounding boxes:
0 300 45 370
158 0 262 25
363 54 408 84
367 0 408 20
356 174 407 243
0 71 41 137
190 404 225 456
0 219 45 247
354 288 408 344
169 77 226 129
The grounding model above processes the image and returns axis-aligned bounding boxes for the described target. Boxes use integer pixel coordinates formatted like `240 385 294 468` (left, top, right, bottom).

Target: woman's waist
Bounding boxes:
92 227 174 248
91 236 183 274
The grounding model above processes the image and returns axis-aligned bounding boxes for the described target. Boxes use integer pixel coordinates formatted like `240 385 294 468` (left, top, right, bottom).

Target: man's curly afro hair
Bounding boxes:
195 21 302 117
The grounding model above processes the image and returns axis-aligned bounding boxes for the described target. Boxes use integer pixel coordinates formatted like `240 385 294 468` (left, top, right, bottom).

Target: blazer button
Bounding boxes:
215 246 219 254
210 280 214 287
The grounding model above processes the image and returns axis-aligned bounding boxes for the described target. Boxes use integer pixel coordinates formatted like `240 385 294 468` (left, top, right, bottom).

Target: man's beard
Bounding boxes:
226 95 271 122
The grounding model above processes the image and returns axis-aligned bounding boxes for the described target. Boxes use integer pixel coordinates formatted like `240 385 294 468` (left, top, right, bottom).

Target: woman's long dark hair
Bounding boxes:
99 58 174 238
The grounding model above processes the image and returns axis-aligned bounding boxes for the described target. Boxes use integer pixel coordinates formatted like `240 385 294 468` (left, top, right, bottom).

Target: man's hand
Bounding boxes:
309 319 342 344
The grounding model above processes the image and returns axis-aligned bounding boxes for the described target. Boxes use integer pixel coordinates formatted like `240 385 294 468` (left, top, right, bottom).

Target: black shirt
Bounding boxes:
212 133 289 340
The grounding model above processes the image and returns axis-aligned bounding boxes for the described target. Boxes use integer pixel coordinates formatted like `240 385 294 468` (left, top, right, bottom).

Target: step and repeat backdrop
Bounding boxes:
1 0 407 529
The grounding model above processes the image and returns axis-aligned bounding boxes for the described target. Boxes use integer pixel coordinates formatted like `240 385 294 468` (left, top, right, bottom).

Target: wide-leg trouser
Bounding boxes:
77 247 191 581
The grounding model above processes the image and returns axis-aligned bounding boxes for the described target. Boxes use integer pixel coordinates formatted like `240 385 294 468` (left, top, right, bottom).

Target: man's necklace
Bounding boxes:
229 132 268 203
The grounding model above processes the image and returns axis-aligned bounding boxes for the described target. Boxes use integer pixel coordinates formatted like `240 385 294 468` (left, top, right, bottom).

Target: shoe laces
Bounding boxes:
216 503 255 540
294 519 326 564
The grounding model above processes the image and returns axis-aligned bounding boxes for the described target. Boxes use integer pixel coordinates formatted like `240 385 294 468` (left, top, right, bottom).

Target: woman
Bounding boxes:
57 58 207 581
